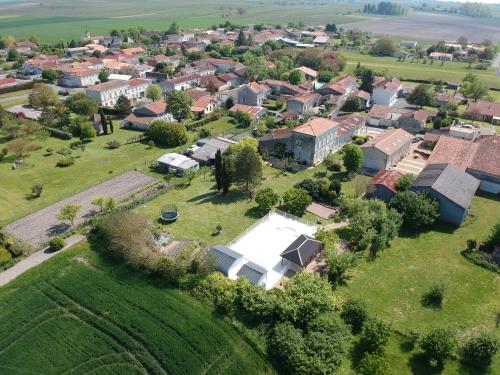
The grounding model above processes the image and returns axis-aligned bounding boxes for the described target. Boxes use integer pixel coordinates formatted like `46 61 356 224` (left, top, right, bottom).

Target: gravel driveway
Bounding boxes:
4 171 157 248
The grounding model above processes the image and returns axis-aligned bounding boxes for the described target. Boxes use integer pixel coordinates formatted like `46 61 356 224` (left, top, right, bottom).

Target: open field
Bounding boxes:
343 11 500 44
0 118 237 227
0 242 275 374
339 193 500 373
135 164 370 246
0 0 372 43
341 51 500 88
4 171 156 248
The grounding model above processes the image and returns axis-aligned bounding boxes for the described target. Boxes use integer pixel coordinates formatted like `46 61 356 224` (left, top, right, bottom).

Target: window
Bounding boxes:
296 139 303 146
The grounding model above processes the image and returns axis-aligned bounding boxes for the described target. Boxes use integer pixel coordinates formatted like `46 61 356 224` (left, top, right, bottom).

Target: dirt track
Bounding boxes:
4 171 157 248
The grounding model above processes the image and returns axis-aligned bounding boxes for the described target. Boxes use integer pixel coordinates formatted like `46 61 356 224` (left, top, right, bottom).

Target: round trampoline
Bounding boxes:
160 204 179 223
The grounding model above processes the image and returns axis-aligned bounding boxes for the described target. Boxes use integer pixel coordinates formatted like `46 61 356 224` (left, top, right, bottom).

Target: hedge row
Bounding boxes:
186 116 213 131
0 80 40 95
47 127 73 140
461 249 500 274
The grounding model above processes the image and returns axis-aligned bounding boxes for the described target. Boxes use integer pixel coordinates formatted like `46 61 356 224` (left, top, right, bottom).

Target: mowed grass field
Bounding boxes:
0 0 371 43
0 117 238 226
339 194 500 374
135 163 370 246
0 242 275 374
341 51 500 89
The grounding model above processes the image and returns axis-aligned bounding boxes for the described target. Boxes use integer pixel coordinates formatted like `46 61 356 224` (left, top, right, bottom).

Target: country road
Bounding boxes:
0 234 85 287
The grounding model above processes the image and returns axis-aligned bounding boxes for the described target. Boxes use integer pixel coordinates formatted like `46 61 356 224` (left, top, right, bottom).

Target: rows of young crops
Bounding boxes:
0 249 275 374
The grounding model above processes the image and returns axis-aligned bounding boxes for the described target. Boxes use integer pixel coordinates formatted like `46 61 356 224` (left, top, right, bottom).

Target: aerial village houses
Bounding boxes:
57 66 100 88
367 105 428 133
360 128 413 171
371 77 402 106
160 74 201 93
122 100 174 130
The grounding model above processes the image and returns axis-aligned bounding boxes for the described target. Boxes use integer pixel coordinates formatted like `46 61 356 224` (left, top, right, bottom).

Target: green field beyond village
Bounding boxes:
0 243 275 374
0 0 370 43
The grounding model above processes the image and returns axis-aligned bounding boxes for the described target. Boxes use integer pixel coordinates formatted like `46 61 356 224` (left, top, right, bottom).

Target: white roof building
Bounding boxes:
156 153 199 175
209 210 318 289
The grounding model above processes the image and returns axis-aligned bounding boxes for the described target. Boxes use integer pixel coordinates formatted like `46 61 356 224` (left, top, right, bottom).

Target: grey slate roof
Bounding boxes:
412 164 480 209
280 234 322 267
191 137 236 162
236 263 264 285
209 245 238 275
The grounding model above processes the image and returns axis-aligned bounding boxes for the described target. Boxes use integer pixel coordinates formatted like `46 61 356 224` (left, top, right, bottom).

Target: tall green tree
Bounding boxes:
236 30 247 47
214 149 223 191
408 84 433 108
221 155 233 194
167 90 193 121
114 95 132 116
57 204 81 227
343 143 364 175
145 84 163 101
234 146 262 191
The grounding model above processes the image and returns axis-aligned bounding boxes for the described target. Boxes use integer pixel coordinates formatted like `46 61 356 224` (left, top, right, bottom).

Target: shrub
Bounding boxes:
359 318 390 354
106 140 121 149
31 182 43 198
48 237 65 251
198 127 211 138
422 282 446 307
466 239 477 251
280 188 312 217
389 191 440 227
0 247 12 267
47 127 72 140
395 174 415 192
461 332 499 368
357 353 390 375
69 140 83 149
146 120 187 146
255 187 279 212
45 147 53 155
341 298 368 334
56 157 75 168
419 328 457 365
57 148 72 156
147 140 155 149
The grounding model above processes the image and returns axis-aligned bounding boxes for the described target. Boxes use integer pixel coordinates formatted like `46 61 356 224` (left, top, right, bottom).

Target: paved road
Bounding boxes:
0 234 85 287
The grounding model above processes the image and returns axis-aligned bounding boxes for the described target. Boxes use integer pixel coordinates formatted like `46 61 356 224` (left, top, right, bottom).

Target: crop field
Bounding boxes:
0 242 275 374
342 11 500 44
341 51 500 89
0 0 371 43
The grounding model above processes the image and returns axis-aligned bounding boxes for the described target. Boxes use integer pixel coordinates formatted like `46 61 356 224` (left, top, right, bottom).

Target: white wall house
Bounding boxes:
372 77 401 107
86 79 150 107
58 68 100 88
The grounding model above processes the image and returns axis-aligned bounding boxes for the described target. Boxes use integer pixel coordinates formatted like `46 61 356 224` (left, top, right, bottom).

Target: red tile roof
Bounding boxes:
370 169 404 193
295 66 318 78
143 100 167 115
374 77 401 93
464 100 500 118
293 117 338 136
427 135 477 170
229 103 264 118
362 128 413 155
469 135 500 177
128 78 150 88
336 113 366 137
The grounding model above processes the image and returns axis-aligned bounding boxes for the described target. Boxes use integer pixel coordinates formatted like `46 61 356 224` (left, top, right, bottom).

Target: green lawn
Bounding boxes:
341 51 500 89
0 89 32 100
339 193 500 373
0 118 237 226
135 163 370 246
0 242 275 374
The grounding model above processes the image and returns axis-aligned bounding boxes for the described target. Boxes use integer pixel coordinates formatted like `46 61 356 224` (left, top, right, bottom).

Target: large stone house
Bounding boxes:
58 66 100 88
262 80 307 96
259 115 365 166
86 78 150 107
361 128 413 171
287 93 320 114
